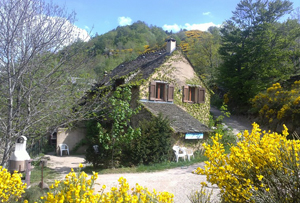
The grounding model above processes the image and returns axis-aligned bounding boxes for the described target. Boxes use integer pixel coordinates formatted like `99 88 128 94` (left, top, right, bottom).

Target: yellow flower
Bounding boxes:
257 175 264 181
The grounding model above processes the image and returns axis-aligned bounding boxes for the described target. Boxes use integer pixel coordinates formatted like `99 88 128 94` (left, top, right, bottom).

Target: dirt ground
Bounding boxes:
45 154 220 203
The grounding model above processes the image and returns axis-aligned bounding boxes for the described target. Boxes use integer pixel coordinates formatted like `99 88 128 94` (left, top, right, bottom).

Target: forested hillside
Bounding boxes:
78 21 222 88
73 0 300 134
84 21 169 77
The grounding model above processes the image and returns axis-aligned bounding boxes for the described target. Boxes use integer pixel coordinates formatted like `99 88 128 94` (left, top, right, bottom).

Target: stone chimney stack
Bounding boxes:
166 38 176 54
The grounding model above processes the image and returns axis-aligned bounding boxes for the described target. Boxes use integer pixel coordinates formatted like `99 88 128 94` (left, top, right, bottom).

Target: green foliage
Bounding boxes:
83 154 208 174
209 104 236 147
29 165 57 184
180 29 222 86
22 186 46 203
210 93 224 108
128 113 173 165
85 86 141 168
89 21 168 78
217 0 300 109
84 120 109 167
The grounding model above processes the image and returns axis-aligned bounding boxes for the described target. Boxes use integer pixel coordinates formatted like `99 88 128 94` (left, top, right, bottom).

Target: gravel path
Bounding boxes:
210 106 255 135
46 154 220 203
45 107 256 203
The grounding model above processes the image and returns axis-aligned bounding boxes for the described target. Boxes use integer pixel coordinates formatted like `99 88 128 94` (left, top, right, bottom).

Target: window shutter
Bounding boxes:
167 84 174 102
182 86 189 102
197 87 205 103
149 81 156 100
163 84 167 101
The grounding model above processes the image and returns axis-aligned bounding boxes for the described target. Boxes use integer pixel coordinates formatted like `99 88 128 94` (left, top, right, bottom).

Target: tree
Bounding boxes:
130 113 173 165
86 86 141 168
0 0 94 166
190 28 222 85
291 7 300 74
217 0 300 110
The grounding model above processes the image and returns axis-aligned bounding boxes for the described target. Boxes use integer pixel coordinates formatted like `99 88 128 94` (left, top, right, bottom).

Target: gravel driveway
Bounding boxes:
46 154 220 203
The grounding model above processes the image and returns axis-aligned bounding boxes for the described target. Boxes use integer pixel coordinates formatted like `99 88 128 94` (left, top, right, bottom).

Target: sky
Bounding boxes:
48 0 300 37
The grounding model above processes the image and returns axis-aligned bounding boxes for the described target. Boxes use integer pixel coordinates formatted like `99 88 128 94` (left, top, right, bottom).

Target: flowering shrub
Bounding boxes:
0 166 26 202
251 81 300 132
196 123 300 202
37 164 174 203
187 184 213 203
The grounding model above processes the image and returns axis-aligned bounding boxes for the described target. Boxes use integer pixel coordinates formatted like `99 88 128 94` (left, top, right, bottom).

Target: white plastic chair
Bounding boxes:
172 146 186 162
59 144 69 156
93 145 99 154
182 147 194 161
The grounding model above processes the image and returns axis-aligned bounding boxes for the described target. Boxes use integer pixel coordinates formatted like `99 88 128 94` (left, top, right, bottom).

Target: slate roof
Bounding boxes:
99 49 168 86
141 101 211 133
93 46 211 133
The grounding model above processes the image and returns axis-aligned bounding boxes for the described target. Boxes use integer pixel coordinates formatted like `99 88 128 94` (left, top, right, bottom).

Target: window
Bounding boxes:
182 85 205 103
113 78 125 90
149 81 174 102
156 83 165 100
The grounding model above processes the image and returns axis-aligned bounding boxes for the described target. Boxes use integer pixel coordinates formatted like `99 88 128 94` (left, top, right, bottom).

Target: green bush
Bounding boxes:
21 186 45 203
129 113 174 165
209 104 236 147
83 120 110 168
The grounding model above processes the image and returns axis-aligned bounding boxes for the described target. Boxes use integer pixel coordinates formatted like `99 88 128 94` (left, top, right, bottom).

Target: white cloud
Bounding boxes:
59 19 90 45
185 22 220 31
118 16 132 26
36 16 90 46
162 24 181 33
202 12 211 16
163 22 221 33
70 25 90 42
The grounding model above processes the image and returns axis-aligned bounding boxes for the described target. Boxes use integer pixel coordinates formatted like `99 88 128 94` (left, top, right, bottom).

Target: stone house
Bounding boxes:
56 39 211 154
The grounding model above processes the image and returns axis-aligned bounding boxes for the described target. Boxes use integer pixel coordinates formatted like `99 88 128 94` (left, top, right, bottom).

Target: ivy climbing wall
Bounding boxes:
139 50 211 126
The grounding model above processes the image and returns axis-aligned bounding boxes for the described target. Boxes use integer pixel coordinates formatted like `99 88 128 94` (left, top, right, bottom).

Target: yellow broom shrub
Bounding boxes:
0 166 26 202
196 123 300 202
37 163 174 203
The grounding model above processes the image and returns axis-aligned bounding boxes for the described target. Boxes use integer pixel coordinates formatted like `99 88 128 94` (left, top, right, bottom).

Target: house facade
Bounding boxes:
99 38 211 138
56 39 211 154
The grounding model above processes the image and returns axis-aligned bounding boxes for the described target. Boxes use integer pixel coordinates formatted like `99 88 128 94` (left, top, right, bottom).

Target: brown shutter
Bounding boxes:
162 84 167 101
167 84 174 102
149 82 156 100
182 86 189 102
197 87 205 103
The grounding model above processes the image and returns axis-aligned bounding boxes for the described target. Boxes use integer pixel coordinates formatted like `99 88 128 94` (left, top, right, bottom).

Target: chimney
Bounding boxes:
166 38 176 54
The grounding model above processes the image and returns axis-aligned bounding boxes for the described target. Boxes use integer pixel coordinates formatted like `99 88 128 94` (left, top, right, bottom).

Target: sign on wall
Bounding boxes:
185 133 203 139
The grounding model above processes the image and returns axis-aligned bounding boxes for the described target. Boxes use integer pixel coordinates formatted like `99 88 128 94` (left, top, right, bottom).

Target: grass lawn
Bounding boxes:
30 165 57 184
82 144 232 175
21 164 58 202
82 154 209 174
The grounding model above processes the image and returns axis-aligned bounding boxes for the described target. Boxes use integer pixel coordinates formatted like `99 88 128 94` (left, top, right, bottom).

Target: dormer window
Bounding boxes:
182 85 205 103
149 81 174 102
115 78 125 86
113 78 125 90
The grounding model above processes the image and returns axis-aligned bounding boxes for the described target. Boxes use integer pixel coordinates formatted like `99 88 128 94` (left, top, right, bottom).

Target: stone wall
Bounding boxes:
56 126 87 155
